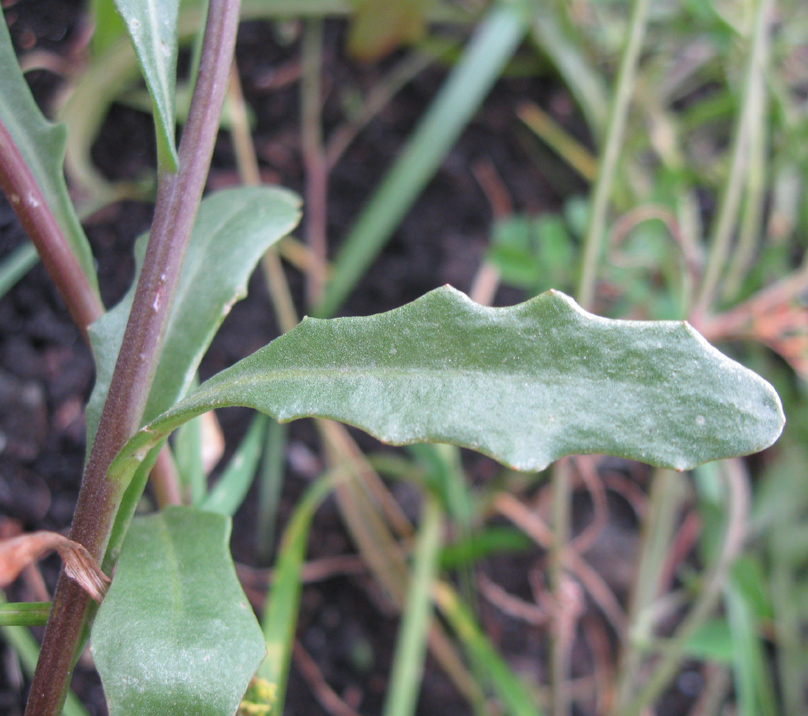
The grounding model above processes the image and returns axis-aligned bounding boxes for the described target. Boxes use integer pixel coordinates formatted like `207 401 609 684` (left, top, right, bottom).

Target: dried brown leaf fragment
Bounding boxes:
0 530 110 602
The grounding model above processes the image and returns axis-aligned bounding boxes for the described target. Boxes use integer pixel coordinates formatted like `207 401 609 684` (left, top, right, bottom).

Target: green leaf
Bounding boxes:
86 186 301 450
0 16 99 295
113 0 180 170
435 582 543 716
120 286 784 477
92 507 265 716
173 411 208 506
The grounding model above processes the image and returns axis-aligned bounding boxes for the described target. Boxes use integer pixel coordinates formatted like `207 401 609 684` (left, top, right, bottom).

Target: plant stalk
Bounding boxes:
610 469 687 715
692 0 772 319
23 2 242 714
0 120 103 339
301 19 328 308
622 460 750 716
576 0 651 310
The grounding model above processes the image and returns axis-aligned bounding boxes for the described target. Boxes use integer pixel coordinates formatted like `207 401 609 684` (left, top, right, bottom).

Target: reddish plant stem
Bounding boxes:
0 121 103 340
301 19 328 308
23 2 242 715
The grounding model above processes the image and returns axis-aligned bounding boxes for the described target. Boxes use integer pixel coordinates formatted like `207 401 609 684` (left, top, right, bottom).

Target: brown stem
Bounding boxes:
23 2 242 714
0 120 103 340
301 19 328 308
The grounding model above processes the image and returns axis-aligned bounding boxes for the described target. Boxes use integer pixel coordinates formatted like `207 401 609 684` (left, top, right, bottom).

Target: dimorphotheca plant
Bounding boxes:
0 1 787 716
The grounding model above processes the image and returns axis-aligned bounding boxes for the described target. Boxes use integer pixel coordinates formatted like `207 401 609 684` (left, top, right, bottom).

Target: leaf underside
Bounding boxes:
124 287 784 473
92 507 265 716
113 0 180 169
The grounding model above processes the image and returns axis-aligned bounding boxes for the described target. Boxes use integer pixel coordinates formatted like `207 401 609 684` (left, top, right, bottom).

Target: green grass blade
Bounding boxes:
255 420 288 564
726 568 779 716
435 581 543 716
314 2 530 317
440 527 532 570
0 243 38 300
202 413 268 516
530 8 608 139
383 496 444 716
258 476 334 715
410 444 477 607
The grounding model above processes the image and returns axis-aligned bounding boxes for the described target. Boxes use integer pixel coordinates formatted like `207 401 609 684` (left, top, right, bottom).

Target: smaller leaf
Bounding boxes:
113 0 180 169
93 507 265 716
87 186 301 452
0 531 109 602
434 582 542 716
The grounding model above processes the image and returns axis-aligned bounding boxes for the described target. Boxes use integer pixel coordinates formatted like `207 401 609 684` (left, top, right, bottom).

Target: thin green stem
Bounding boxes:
23 2 242 715
610 469 687 716
719 0 772 303
0 601 51 627
0 242 38 300
576 0 651 310
692 0 772 319
0 597 88 716
622 460 750 716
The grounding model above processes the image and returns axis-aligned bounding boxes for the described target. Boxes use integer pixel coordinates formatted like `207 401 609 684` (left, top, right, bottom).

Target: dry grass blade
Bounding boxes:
0 531 109 602
317 420 483 706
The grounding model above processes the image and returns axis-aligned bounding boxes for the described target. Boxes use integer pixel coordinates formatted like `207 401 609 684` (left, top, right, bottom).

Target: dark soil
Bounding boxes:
0 3 695 716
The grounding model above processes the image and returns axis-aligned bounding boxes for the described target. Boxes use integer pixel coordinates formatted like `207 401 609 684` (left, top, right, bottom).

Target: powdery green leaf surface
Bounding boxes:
113 0 180 169
92 507 265 716
0 16 99 294
86 186 301 451
122 287 784 474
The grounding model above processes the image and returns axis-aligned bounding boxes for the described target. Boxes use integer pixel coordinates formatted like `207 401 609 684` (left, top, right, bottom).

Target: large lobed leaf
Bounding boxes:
86 186 301 451
117 287 784 475
92 507 265 716
113 0 180 170
0 15 99 294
